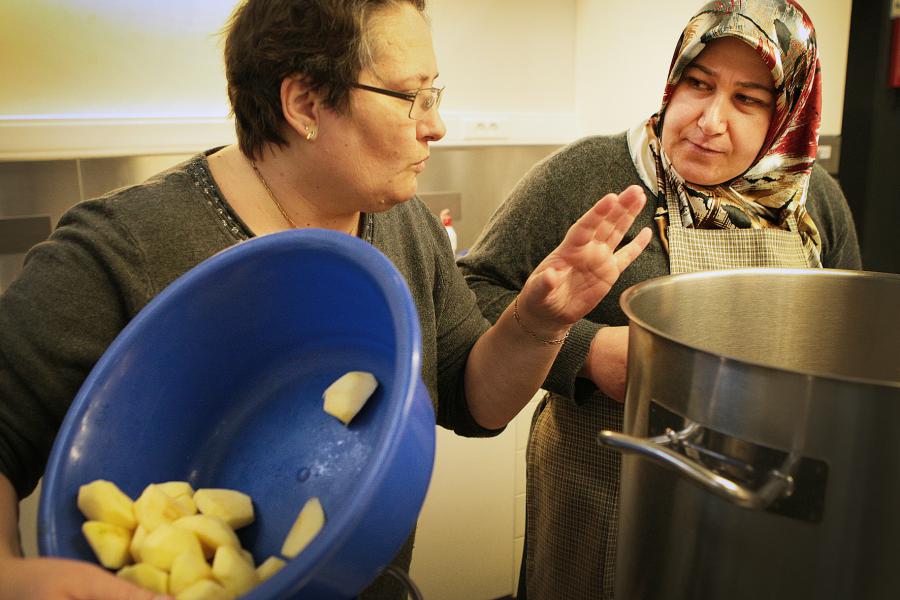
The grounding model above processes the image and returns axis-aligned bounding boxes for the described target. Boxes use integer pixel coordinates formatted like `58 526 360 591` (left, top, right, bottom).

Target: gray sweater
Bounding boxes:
458 133 862 403
0 150 495 502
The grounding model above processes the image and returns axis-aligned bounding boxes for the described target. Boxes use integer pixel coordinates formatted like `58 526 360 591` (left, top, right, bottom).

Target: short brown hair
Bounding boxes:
224 0 427 159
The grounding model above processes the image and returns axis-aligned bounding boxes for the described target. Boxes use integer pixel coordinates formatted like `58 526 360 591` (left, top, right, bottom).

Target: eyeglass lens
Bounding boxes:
411 88 442 119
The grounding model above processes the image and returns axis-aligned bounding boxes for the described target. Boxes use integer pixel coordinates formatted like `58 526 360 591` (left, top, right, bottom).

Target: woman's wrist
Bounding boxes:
512 297 571 345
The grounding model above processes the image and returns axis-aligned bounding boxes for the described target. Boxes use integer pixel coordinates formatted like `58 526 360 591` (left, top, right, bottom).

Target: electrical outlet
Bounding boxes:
462 118 509 140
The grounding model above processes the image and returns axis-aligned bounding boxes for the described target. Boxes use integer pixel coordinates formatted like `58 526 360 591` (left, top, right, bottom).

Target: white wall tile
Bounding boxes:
513 535 525 594
410 426 516 600
18 483 40 557
515 449 527 497
515 392 542 452
514 492 526 540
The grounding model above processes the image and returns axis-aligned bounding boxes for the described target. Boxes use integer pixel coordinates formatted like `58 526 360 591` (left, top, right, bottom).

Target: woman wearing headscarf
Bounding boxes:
459 1 861 598
0 1 651 598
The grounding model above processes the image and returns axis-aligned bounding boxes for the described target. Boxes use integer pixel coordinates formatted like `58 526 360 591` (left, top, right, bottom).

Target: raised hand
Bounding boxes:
517 185 651 333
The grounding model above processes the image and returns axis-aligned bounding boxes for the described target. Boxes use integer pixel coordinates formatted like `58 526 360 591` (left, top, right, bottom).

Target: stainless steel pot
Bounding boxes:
600 268 900 600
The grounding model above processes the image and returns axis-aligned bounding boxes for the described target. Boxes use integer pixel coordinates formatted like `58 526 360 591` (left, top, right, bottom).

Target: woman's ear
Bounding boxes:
281 75 320 141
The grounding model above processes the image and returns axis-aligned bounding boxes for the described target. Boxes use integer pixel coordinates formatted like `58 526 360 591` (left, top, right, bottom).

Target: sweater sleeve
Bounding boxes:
431 238 502 437
376 199 500 437
0 200 151 498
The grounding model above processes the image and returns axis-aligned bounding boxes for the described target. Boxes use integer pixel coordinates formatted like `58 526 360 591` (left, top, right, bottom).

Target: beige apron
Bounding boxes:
523 197 815 600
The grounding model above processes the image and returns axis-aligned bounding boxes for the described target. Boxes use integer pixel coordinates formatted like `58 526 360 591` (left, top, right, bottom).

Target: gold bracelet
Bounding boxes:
513 297 570 345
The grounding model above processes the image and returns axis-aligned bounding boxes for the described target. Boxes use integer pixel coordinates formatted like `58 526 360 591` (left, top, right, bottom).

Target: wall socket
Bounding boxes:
462 118 509 141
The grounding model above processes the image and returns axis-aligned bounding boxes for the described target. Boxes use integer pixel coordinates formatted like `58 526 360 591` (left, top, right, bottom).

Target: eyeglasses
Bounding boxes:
351 83 444 120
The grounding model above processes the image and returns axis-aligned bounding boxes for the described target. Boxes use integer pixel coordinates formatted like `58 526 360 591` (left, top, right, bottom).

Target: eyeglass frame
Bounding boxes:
350 83 444 120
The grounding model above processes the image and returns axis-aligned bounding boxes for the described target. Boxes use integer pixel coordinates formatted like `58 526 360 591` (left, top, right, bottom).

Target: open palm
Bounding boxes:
519 185 652 327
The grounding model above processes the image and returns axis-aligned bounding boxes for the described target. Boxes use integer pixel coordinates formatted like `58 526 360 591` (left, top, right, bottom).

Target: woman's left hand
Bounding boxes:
517 185 652 336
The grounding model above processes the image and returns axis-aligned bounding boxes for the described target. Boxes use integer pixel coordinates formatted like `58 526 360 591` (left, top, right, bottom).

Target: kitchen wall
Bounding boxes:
0 0 853 157
1 0 576 119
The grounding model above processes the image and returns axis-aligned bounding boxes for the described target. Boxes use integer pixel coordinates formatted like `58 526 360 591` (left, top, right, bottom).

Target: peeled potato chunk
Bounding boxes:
135 484 196 532
157 481 195 498
173 514 241 559
130 525 147 563
169 550 214 595
158 481 198 516
212 545 259 597
77 480 136 530
176 578 232 600
194 488 255 530
256 556 286 582
82 520 133 569
140 523 205 572
281 497 325 558
117 563 169 595
323 371 378 425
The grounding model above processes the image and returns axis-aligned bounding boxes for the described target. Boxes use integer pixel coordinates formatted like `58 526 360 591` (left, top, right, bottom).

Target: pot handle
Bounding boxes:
383 564 424 600
598 425 796 510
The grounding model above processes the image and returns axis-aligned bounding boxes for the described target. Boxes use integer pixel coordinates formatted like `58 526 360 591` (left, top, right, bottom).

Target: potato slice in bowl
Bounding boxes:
281 497 326 559
322 371 378 425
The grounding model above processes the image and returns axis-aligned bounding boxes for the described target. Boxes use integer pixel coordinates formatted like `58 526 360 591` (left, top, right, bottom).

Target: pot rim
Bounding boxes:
619 267 900 390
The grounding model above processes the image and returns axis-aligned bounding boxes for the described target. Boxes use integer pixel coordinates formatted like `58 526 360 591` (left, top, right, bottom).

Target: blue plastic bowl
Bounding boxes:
38 229 436 599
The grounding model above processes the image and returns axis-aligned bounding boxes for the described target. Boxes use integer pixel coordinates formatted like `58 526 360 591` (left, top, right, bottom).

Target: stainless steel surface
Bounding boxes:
613 268 900 600
0 215 52 254
418 145 561 251
816 134 841 176
418 191 463 222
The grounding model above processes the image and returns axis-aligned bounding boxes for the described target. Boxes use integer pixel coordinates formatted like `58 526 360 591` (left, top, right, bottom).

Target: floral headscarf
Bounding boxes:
629 0 823 265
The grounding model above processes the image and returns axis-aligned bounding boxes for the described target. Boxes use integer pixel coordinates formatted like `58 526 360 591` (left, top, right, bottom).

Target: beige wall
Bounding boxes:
428 0 577 114
1 0 233 119
1 0 850 156
575 0 853 136
1 0 575 119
